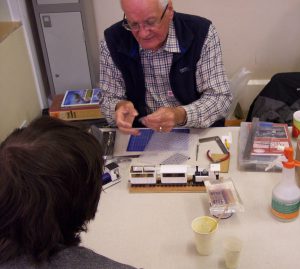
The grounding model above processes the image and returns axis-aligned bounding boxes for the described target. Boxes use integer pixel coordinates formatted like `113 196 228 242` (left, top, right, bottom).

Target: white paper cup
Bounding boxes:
191 216 218 255
223 236 243 269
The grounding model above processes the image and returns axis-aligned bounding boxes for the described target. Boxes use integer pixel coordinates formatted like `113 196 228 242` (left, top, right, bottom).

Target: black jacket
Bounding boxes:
246 72 300 124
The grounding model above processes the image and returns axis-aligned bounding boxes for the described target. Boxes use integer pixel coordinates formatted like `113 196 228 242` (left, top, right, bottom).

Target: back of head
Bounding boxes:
0 116 104 264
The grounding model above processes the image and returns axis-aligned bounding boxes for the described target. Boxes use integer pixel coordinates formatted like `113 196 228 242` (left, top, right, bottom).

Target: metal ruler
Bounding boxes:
243 117 259 159
198 136 229 154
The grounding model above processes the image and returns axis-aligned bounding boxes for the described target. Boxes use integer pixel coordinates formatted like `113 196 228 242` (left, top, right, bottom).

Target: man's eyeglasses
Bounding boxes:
122 4 169 32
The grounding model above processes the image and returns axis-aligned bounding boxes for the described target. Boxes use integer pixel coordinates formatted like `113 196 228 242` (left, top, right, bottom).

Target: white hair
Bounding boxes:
120 0 169 9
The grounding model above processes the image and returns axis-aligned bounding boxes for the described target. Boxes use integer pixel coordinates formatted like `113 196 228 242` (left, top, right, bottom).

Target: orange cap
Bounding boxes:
282 147 300 168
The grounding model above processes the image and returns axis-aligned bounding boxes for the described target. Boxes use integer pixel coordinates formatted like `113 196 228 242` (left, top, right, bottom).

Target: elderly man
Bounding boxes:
99 0 232 135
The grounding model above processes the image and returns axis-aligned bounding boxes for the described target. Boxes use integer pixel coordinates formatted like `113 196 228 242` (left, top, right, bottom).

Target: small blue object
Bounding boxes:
102 172 112 185
126 128 190 152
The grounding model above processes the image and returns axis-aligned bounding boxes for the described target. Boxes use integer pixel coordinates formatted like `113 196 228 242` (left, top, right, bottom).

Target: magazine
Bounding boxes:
250 122 292 156
61 88 101 107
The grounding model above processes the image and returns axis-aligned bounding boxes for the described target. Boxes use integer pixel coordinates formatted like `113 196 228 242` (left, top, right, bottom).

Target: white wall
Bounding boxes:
172 0 300 78
0 23 41 141
6 0 47 109
0 0 45 141
0 0 10 20
92 0 300 112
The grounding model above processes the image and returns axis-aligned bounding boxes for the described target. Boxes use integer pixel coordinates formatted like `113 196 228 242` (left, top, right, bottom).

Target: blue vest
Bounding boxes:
104 12 211 127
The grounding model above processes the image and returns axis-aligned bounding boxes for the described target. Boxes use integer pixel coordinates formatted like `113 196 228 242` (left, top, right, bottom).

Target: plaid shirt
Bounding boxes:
99 22 232 128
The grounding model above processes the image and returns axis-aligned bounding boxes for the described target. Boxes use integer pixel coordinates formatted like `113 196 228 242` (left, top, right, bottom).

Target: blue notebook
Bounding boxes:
126 128 190 152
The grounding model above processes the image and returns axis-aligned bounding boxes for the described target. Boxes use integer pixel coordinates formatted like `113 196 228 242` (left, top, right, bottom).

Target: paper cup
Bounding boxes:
191 216 218 255
223 236 243 269
292 111 300 138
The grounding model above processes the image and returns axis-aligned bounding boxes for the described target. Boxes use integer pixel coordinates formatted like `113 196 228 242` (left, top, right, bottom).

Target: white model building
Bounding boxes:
160 165 188 184
130 165 157 185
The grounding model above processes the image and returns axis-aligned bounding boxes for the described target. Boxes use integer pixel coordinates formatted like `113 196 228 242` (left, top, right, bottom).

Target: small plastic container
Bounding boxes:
204 178 244 218
238 121 291 171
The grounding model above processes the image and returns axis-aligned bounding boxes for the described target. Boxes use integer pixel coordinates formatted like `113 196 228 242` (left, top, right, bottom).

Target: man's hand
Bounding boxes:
141 106 187 132
115 101 140 136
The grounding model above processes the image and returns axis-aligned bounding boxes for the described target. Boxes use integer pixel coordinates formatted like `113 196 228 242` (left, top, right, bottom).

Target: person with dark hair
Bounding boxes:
0 116 137 268
99 0 232 135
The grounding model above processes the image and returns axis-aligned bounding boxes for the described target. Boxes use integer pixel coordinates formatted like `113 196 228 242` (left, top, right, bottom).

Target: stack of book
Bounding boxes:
49 89 104 121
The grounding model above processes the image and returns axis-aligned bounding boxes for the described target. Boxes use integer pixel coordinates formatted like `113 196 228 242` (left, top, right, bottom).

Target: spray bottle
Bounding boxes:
266 147 300 221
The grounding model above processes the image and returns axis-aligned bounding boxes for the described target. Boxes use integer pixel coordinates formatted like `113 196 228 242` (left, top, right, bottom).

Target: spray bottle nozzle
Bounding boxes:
265 155 286 171
265 147 300 171
282 147 300 169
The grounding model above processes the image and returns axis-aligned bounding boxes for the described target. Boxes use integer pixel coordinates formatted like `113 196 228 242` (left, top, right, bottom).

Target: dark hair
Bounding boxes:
0 116 104 264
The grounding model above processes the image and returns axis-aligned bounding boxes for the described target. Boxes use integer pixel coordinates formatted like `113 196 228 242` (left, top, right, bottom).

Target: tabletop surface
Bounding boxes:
81 127 300 269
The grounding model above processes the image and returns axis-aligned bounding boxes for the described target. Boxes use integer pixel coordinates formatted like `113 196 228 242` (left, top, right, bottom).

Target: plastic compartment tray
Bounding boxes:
238 122 282 171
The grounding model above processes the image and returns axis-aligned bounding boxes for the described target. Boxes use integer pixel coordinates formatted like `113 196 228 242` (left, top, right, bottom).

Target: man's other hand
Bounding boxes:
141 106 187 132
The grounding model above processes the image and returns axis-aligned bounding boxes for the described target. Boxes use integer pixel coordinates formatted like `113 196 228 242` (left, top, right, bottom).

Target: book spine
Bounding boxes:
49 108 103 121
